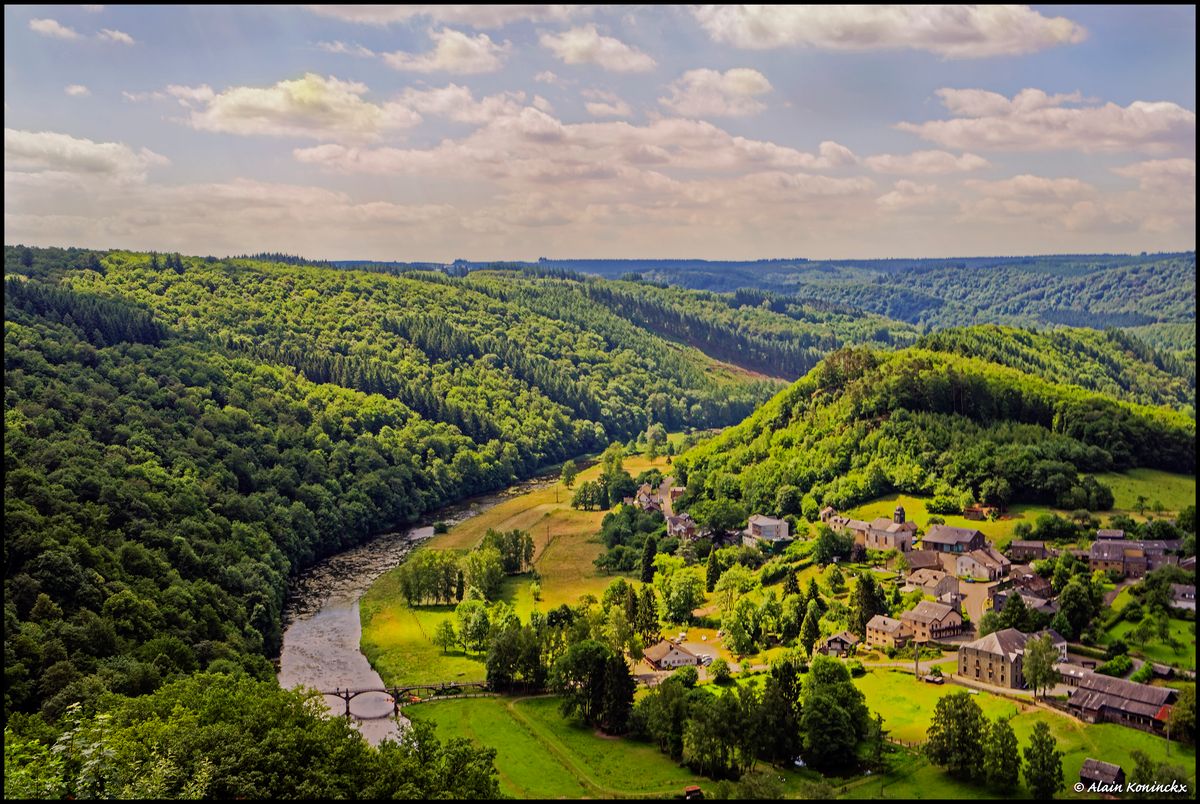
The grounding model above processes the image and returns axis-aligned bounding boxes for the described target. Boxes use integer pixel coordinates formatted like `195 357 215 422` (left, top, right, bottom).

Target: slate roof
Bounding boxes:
1080 759 1124 783
644 640 696 663
901 600 956 625
867 614 908 634
1069 672 1176 720
923 525 983 546
962 627 1028 660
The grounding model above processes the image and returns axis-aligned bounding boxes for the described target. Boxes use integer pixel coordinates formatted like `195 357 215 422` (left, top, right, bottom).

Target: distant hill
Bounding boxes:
916 325 1195 413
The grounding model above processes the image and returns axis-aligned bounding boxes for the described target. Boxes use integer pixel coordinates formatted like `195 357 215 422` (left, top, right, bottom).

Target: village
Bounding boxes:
621 476 1195 789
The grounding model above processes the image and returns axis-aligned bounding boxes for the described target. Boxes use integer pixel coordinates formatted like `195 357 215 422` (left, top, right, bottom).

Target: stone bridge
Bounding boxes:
320 681 491 719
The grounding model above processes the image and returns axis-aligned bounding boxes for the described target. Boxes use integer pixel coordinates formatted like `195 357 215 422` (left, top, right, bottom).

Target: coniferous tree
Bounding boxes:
640 536 658 584
705 549 720 592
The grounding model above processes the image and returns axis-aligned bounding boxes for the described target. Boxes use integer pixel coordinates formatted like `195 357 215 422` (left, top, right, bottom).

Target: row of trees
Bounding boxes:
926 691 1063 798
632 654 876 779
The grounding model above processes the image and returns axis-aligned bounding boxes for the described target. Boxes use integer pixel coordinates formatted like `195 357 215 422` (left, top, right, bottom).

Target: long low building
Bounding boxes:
1067 671 1177 733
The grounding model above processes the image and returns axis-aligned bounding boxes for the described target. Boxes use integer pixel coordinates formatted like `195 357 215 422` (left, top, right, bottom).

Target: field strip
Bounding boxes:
505 695 698 798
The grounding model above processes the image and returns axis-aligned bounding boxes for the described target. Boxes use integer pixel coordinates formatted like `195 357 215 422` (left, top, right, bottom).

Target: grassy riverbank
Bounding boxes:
361 449 677 684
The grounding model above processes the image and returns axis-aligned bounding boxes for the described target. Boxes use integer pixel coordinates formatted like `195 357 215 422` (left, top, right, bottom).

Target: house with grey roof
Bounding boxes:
958 628 1030 689
922 524 986 554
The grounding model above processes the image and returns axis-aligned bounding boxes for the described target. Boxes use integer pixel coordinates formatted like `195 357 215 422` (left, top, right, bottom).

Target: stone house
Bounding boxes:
865 614 912 649
900 600 962 642
922 525 986 555
958 628 1029 689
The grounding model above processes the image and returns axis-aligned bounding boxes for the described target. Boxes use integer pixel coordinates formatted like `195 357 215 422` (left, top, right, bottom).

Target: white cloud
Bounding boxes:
29 18 81 40
966 174 1093 200
898 88 1196 155
65 85 91 97
82 5 105 12
382 28 509 74
123 89 167 103
399 84 526 124
539 25 656 72
318 40 375 58
293 109 857 189
166 84 216 106
98 28 135 45
1111 158 1195 191
5 128 168 182
865 150 989 174
876 180 941 211
582 90 631 118
304 5 584 28
6 176 457 257
692 5 1086 58
179 74 420 141
659 68 772 118
534 71 563 86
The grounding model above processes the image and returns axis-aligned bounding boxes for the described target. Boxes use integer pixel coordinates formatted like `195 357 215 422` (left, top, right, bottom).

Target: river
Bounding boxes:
275 471 560 744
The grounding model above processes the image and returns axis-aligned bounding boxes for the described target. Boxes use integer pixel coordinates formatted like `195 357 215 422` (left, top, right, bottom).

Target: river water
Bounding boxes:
275 471 559 744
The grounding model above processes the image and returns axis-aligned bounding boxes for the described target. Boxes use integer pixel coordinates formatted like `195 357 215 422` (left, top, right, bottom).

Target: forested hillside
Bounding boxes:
455 270 918 380
465 254 1196 367
674 345 1196 521
4 245 839 722
917 326 1195 413
525 253 1195 328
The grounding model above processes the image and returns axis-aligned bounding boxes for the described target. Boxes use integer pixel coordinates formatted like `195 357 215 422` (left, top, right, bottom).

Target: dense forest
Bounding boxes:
4 244 1196 797
3 245 826 726
917 325 1195 413
444 254 1196 369
673 344 1196 521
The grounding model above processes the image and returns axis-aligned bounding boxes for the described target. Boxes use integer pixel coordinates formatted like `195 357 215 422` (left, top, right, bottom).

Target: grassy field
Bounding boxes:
412 694 828 798
1093 469 1196 516
846 494 1060 551
409 670 1195 800
361 450 676 685
852 668 1196 799
847 469 1195 552
1103 617 1196 670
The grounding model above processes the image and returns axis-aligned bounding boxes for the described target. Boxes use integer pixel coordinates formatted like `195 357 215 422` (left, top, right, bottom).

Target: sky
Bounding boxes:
3 4 1195 261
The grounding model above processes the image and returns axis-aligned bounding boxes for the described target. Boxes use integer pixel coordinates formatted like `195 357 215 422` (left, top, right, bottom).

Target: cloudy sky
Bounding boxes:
4 5 1195 260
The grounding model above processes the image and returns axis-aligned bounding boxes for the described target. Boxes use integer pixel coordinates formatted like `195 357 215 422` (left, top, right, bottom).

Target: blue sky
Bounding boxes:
4 5 1195 260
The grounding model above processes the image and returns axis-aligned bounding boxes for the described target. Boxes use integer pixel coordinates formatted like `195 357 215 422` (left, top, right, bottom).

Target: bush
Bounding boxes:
1105 639 1128 660
846 660 865 677
1123 602 1143 623
1096 654 1133 677
758 559 794 586
1130 662 1154 684
709 658 732 684
673 665 699 688
433 521 449 534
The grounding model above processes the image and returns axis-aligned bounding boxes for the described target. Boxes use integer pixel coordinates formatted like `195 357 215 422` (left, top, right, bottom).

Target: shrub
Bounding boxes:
1096 654 1133 677
709 658 732 684
433 521 450 534
673 665 699 688
846 660 865 677
1130 662 1154 684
